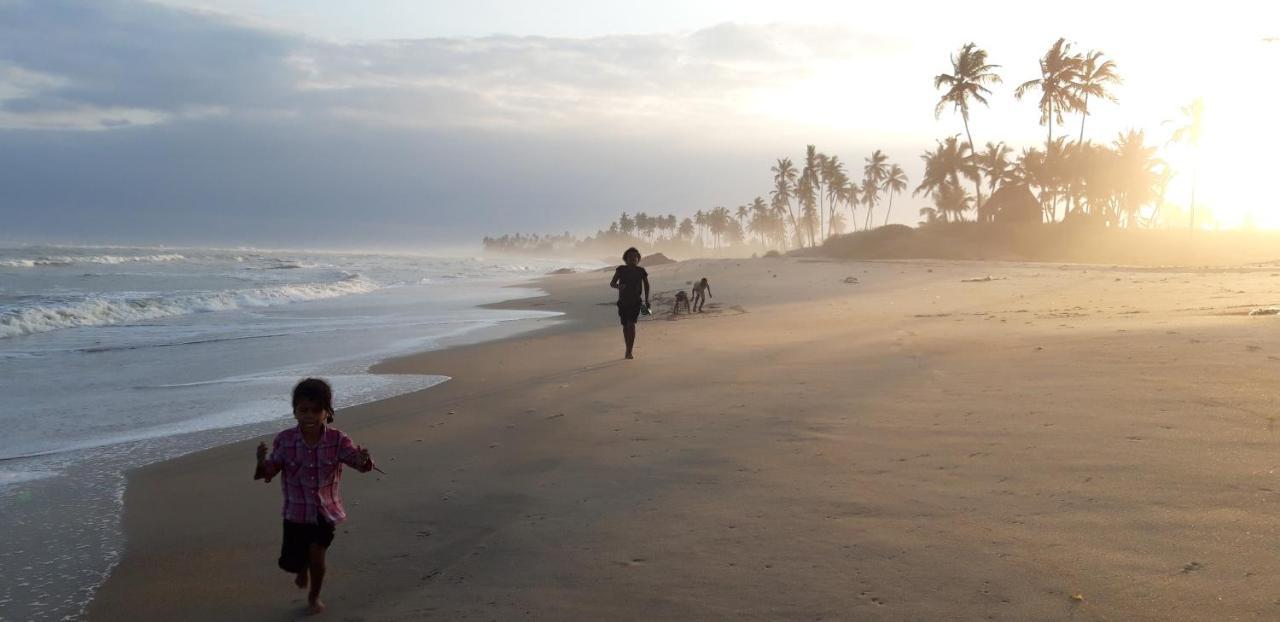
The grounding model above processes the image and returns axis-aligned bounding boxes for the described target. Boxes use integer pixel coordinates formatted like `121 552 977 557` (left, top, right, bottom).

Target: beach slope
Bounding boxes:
91 257 1280 621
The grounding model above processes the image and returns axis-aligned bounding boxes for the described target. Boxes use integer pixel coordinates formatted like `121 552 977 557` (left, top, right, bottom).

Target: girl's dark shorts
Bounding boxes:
617 301 641 325
278 518 335 573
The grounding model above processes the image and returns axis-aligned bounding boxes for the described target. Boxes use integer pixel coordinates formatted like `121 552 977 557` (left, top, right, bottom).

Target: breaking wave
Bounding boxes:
0 276 380 339
0 254 187 268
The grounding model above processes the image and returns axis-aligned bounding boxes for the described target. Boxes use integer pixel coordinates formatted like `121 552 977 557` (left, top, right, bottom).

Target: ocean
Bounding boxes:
0 245 598 621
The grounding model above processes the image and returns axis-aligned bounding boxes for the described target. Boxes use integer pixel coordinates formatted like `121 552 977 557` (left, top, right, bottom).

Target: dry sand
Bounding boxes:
89 257 1280 621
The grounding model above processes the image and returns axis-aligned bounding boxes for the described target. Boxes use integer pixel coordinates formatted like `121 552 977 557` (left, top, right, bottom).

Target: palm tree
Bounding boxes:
935 43 1000 208
800 146 821 244
1169 97 1204 230
678 217 695 241
1112 129 1164 227
619 212 635 237
862 150 889 229
881 164 908 226
1074 50 1121 143
1015 38 1084 150
748 196 769 247
935 180 973 222
975 142 1015 197
821 155 846 239
830 211 848 236
845 180 862 232
914 136 978 219
919 206 941 225
797 172 819 247
770 157 800 245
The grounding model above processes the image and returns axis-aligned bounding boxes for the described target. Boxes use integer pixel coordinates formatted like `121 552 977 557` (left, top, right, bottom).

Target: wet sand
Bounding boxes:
90 257 1280 621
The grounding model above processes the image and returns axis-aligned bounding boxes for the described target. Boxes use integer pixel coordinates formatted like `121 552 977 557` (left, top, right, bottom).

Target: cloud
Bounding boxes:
0 2 923 246
0 0 298 128
0 0 895 133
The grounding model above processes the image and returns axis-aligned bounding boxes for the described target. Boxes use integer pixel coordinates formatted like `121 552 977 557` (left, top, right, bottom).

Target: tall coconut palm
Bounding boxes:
845 180 862 232
1074 50 1122 143
881 164 908 226
1112 129 1164 228
678 217 695 241
801 146 822 244
934 180 973 222
797 172 819 247
975 142 1016 207
748 196 769 247
736 204 750 231
1169 97 1204 230
862 150 890 229
619 212 635 237
821 155 846 239
935 42 1000 209
914 136 978 214
770 157 800 245
1015 38 1084 151
830 211 848 236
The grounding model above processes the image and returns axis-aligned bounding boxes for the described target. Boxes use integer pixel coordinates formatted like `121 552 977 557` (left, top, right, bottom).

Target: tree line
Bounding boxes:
485 38 1206 255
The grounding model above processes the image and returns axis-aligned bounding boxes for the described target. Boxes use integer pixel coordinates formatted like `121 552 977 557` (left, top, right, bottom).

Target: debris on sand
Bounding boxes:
1248 306 1280 316
843 276 859 284
962 276 1006 283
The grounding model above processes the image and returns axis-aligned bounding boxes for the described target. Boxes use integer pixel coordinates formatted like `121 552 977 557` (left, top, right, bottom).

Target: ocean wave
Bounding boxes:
0 253 187 268
0 277 380 339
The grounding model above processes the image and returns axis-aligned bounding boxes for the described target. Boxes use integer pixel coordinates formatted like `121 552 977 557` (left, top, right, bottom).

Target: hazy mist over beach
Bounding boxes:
7 2 1280 621
1 0 1275 249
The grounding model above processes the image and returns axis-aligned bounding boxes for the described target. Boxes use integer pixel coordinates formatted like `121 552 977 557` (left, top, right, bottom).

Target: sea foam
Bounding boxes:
0 277 380 339
0 254 186 268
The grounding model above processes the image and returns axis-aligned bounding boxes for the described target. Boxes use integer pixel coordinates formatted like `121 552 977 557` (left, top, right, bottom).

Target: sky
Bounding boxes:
1 0 1277 249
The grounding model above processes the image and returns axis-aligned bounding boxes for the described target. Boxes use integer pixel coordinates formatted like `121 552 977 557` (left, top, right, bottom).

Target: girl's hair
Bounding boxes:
700 277 708 284
293 377 335 423
623 247 641 262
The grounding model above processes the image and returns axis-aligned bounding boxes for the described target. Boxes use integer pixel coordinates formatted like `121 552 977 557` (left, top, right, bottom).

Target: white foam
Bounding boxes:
0 277 382 339
0 373 447 461
0 254 186 268
0 469 58 489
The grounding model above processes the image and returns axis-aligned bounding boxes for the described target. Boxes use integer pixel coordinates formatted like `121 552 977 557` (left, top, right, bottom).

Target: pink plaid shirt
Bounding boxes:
256 426 373 524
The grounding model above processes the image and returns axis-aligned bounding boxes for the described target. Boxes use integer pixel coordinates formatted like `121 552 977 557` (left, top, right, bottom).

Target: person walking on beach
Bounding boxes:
692 277 712 313
610 247 650 359
255 378 377 616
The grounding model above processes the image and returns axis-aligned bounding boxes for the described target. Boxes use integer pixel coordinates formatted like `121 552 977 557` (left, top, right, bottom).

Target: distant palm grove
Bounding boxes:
484 38 1202 256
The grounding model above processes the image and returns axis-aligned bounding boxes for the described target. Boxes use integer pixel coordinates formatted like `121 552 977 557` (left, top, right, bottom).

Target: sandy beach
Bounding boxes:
88 256 1280 621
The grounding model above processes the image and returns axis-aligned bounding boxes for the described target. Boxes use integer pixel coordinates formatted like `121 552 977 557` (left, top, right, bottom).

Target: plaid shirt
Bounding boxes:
256 426 373 524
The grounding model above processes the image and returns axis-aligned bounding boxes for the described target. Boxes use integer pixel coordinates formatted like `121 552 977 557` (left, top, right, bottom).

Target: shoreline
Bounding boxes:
88 257 1280 621
0 275 574 622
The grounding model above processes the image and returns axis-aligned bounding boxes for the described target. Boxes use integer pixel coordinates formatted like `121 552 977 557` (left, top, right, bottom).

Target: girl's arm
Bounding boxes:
338 433 376 473
254 440 283 481
642 275 651 306
609 268 621 289
706 283 712 298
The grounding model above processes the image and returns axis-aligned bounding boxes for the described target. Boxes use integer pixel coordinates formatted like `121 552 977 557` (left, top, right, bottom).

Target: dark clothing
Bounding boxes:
278 518 335 573
612 265 648 304
617 302 642 325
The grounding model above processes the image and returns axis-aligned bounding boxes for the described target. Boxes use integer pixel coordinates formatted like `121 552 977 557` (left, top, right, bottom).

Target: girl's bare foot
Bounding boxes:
306 599 326 615
625 353 634 359
294 571 308 589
